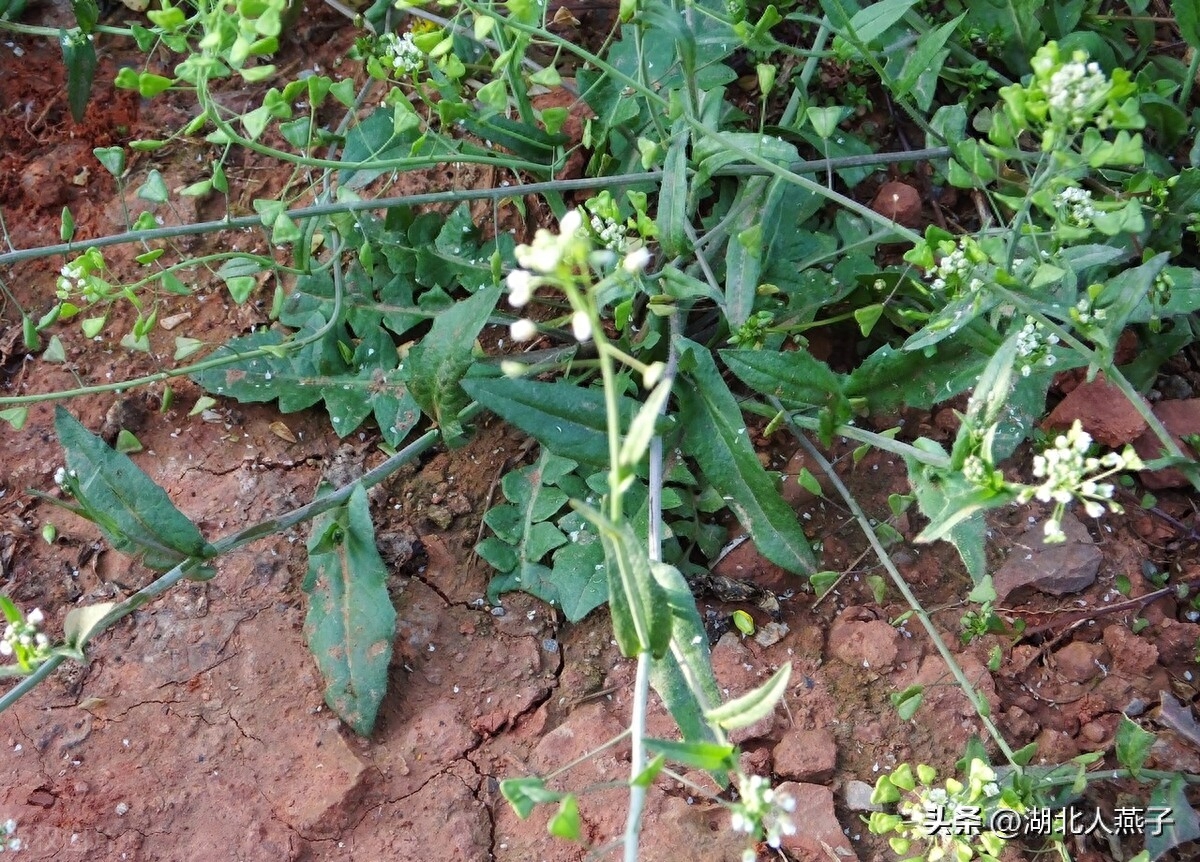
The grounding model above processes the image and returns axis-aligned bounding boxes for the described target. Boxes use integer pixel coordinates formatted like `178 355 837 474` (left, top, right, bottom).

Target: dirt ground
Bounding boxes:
2 5 1200 861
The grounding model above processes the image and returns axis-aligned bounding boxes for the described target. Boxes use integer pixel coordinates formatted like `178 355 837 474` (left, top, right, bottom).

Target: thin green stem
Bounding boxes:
772 397 1018 767
1179 49 1200 110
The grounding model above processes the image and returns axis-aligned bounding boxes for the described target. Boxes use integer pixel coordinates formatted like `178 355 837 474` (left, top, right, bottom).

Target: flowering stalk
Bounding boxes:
0 598 52 675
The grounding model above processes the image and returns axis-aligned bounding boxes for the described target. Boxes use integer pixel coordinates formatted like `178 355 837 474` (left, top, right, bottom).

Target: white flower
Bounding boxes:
0 641 11 657
506 269 534 307
1043 518 1064 541
510 318 537 342
1046 59 1109 125
379 32 423 76
622 247 651 274
559 208 582 237
571 310 592 342
27 609 43 626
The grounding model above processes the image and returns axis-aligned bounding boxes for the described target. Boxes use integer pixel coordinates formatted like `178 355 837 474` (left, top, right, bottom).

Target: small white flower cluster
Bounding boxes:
1014 316 1060 377
505 209 651 344
0 819 20 853
1046 58 1109 126
1071 295 1107 326
378 32 423 77
731 774 796 861
53 466 77 489
1018 420 1143 541
1055 186 1097 227
1 608 49 659
57 260 88 295
588 212 628 252
926 240 982 295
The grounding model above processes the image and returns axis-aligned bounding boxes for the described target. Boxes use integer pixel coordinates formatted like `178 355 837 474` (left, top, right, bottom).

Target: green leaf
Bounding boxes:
0 407 29 430
114 429 143 454
500 777 562 819
723 176 771 329
1114 715 1155 776
547 795 581 841
656 123 690 258
462 377 665 465
406 285 499 445
892 15 963 102
722 348 846 410
705 663 791 730
136 169 169 204
60 31 97 123
618 378 673 471
1146 774 1200 859
647 561 723 748
93 146 125 177
574 504 672 658
1176 0 1200 49
302 483 395 735
890 684 924 720
679 341 815 574
63 601 116 651
644 738 737 771
53 406 213 570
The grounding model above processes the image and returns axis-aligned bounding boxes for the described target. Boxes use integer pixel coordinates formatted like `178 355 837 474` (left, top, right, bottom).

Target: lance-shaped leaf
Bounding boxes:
406 285 499 445
302 484 395 735
678 341 816 575
462 377 673 465
53 407 212 570
648 561 723 748
573 502 672 658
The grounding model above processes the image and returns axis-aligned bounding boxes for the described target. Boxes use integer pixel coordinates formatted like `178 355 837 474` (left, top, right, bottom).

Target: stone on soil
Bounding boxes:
1132 399 1200 488
992 512 1101 600
776 782 859 861
1042 375 1148 446
772 727 837 783
827 607 900 671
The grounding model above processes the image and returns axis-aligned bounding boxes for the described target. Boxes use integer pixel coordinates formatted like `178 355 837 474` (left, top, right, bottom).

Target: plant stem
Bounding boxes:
623 650 651 862
773 398 1019 767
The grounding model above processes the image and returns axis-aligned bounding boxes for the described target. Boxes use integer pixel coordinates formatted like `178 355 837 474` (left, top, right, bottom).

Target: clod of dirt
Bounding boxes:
772 727 837 783
869 181 922 227
1042 374 1148 446
1133 398 1200 488
1052 641 1110 684
826 606 900 671
992 513 1101 601
1103 623 1160 674
775 782 860 861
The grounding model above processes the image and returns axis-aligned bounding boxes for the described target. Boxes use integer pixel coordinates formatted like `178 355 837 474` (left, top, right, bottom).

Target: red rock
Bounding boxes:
827 607 900 671
712 537 801 597
773 727 837 783
992 513 1101 600
1133 399 1200 489
1043 374 1148 447
775 782 859 861
1052 641 1108 684
870 181 922 227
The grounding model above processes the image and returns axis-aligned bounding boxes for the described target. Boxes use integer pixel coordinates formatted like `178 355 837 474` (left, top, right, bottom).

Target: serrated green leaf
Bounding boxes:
406 285 499 445
705 663 790 730
54 406 212 570
721 348 847 410
679 341 815 575
302 483 395 735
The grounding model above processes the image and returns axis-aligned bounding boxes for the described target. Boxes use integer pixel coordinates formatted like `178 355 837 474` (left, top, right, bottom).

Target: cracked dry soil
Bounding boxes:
4 4 1200 861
